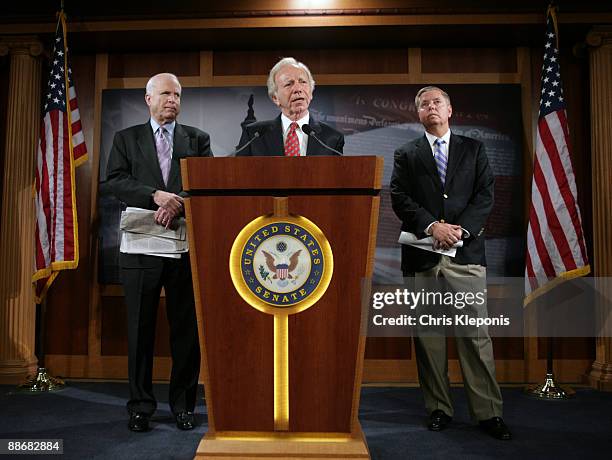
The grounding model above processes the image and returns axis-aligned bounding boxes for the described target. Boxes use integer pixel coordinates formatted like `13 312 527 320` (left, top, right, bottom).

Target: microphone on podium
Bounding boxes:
229 126 268 156
302 124 343 156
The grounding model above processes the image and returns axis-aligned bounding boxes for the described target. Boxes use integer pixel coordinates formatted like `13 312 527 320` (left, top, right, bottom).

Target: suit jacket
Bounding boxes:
236 114 344 156
390 133 494 274
107 121 213 269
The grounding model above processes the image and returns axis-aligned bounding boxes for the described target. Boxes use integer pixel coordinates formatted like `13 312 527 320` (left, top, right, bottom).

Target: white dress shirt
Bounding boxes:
281 113 309 156
424 129 450 160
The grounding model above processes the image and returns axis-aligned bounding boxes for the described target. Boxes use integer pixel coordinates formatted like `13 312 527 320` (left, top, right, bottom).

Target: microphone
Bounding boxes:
229 126 267 156
302 124 343 156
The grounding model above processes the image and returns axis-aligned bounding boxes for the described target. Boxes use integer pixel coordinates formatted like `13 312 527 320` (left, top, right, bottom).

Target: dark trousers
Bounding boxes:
121 255 200 416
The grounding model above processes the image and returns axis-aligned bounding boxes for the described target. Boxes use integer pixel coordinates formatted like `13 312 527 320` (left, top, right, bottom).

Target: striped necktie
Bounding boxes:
155 127 172 185
433 138 447 186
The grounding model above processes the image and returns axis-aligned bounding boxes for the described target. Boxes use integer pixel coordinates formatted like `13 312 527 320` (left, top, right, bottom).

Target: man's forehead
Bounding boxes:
153 77 180 90
420 90 444 100
276 65 307 81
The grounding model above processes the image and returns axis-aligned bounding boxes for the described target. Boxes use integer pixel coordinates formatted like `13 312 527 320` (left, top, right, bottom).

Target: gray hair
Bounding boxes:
266 57 315 99
145 73 181 95
415 86 451 108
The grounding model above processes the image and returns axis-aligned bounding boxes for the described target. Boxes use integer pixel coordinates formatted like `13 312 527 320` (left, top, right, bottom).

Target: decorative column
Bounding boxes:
586 26 612 391
0 36 43 384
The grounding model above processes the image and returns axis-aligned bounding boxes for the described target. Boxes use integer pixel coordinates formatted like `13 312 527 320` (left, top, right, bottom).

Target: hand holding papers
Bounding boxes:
120 207 188 259
398 231 463 257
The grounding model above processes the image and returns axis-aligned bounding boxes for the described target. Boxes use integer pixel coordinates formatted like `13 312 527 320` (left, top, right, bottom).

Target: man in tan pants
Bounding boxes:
390 86 511 440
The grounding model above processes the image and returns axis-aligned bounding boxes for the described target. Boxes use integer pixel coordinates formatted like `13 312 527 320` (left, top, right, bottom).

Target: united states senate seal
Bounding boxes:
229 215 333 315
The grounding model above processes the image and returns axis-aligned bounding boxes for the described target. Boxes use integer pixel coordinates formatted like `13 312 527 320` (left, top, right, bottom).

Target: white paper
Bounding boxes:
143 252 181 259
120 207 185 241
398 231 463 257
119 207 189 258
120 232 188 254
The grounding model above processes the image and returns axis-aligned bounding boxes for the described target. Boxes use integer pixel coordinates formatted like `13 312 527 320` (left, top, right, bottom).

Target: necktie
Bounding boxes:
433 138 447 186
284 122 300 157
155 127 172 185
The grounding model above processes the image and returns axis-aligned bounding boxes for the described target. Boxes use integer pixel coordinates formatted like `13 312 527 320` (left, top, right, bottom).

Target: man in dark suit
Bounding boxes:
107 73 212 433
390 86 511 440
236 57 344 156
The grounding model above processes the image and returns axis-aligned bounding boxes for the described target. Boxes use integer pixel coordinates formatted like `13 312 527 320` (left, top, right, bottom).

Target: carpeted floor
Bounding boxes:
1 382 611 459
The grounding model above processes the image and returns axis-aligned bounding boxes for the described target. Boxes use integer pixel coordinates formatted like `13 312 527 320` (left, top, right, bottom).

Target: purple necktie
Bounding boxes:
155 127 171 185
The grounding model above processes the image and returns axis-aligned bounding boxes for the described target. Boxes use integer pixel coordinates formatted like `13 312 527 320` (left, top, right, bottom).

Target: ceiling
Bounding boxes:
0 1 609 53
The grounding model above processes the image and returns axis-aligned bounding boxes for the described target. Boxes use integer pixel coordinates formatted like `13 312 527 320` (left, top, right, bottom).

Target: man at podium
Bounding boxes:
236 57 344 156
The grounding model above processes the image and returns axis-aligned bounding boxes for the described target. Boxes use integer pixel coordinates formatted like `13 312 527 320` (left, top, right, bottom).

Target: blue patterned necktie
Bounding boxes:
155 127 172 185
433 138 447 186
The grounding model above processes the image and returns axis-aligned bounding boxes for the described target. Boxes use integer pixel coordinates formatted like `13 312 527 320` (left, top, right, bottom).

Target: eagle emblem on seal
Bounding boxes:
231 217 333 311
262 250 302 281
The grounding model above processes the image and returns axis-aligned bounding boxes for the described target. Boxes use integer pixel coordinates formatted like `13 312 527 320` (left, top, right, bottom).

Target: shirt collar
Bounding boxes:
424 129 451 147
150 118 176 135
281 112 310 134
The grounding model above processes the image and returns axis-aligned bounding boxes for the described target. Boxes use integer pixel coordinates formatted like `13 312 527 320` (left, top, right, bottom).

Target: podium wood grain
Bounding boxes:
183 156 382 457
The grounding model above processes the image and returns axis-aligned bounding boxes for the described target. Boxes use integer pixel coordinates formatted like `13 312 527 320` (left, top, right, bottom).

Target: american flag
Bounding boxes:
32 11 88 303
524 5 589 304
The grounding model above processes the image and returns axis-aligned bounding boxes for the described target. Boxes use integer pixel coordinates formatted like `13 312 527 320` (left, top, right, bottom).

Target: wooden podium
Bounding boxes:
181 156 382 459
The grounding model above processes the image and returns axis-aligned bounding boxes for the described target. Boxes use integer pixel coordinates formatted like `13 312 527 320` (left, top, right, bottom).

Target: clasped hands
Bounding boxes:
153 190 183 229
430 222 463 251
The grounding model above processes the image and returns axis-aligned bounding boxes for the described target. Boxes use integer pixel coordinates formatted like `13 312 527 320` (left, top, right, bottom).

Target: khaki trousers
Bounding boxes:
413 256 503 421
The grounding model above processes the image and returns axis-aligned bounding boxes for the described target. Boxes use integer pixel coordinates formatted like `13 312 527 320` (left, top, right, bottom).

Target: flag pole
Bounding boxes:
522 0 583 400
524 336 574 399
16 300 65 392
17 1 71 392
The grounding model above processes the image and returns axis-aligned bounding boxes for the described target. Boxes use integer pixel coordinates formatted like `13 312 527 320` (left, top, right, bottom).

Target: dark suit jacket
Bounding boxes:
107 121 212 269
390 133 494 274
236 114 344 156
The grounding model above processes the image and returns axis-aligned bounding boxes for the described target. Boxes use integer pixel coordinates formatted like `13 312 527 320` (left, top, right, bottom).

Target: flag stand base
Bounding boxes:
524 373 575 399
16 367 65 393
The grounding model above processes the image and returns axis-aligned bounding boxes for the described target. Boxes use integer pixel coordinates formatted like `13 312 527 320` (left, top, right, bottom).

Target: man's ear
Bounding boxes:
145 94 151 107
448 105 452 118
